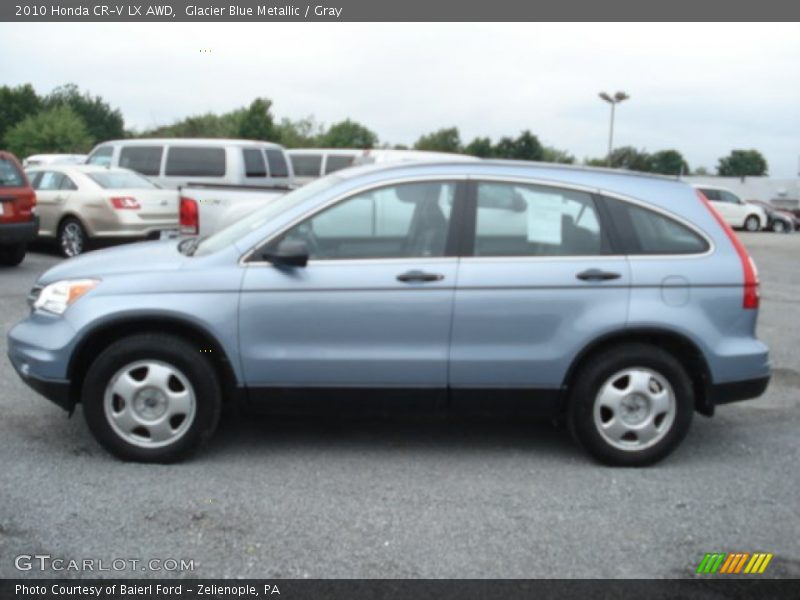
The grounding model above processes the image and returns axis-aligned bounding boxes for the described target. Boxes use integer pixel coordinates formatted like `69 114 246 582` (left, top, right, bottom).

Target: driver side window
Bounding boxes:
279 181 456 260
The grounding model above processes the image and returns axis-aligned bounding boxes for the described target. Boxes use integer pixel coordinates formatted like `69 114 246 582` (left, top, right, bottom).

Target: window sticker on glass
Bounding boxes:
525 190 564 244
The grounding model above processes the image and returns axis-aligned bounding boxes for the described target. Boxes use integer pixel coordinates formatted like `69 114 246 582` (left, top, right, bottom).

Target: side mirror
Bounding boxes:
261 239 309 267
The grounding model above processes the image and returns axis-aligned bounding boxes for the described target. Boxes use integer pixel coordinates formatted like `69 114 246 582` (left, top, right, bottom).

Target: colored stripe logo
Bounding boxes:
696 552 773 574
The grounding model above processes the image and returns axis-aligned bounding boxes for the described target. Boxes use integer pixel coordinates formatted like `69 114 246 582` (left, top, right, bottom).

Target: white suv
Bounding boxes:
694 185 766 232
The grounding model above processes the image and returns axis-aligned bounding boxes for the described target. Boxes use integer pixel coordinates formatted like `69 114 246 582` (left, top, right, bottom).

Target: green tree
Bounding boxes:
541 146 575 164
510 130 544 161
4 106 93 157
237 97 275 141
274 116 324 148
144 111 244 138
590 146 653 171
0 84 42 144
493 136 517 159
464 137 493 158
414 127 461 153
650 149 689 175
320 119 378 149
44 83 124 143
717 149 768 177
693 166 710 176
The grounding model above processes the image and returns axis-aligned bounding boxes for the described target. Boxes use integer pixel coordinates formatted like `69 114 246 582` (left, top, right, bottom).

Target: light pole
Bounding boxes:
599 91 629 167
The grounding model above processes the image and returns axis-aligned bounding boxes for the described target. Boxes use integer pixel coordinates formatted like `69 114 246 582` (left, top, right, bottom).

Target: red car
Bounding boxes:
0 151 38 266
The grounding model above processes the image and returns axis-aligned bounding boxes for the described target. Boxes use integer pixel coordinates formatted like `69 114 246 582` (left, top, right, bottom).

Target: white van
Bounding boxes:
85 138 295 190
287 148 478 185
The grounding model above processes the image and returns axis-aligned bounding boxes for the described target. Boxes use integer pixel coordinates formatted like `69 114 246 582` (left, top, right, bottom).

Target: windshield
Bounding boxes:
193 175 344 256
88 170 158 189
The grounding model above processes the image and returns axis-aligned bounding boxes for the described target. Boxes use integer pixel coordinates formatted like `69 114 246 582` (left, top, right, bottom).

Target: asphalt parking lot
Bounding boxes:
1 234 798 579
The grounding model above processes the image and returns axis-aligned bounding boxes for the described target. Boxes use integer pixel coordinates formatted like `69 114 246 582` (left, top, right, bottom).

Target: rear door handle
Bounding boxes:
397 270 444 283
576 269 621 281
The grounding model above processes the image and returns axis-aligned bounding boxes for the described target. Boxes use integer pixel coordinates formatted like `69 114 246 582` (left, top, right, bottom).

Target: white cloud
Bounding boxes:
1 22 798 175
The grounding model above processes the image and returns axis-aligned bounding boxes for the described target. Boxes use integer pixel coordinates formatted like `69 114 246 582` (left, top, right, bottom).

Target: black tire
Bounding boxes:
58 217 88 257
771 220 787 234
0 243 26 266
82 334 222 463
743 215 760 232
567 344 694 467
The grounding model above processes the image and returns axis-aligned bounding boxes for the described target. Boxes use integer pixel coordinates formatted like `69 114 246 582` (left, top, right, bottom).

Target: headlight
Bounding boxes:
33 279 99 315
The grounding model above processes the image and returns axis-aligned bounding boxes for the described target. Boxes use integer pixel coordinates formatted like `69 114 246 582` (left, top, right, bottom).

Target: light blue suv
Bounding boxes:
7 161 770 465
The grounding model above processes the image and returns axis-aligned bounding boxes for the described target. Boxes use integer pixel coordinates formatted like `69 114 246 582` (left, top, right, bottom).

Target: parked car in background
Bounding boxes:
288 148 479 185
693 184 766 231
23 154 87 168
769 198 800 229
178 184 288 238
0 151 38 266
9 161 769 465
746 200 795 233
26 165 178 257
288 149 361 185
85 139 295 190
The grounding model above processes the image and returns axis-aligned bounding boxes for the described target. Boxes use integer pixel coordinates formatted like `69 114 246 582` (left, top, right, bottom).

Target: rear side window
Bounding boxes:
34 171 65 191
699 188 721 201
266 149 289 178
165 147 226 177
119 146 163 176
86 146 113 166
325 154 354 174
289 154 321 177
603 196 709 255
0 158 25 187
473 182 606 256
242 148 267 178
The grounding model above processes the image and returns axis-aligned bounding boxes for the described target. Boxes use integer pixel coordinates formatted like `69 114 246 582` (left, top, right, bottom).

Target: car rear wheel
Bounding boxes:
0 243 26 266
58 217 88 257
772 220 787 233
82 334 222 463
568 344 694 466
743 215 760 232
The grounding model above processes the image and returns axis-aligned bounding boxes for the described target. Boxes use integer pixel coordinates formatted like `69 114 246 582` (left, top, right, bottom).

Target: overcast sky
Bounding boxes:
1 22 799 176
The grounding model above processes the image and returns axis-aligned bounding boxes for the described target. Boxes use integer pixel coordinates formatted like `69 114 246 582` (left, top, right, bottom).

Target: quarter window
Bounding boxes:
290 154 322 177
165 147 226 177
243 148 267 178
473 182 604 256
119 146 163 176
278 181 456 260
35 171 66 191
603 196 709 255
266 149 289 178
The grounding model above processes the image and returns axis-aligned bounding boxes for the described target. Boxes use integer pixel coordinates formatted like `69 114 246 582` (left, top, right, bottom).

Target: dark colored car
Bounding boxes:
747 200 795 233
0 151 38 266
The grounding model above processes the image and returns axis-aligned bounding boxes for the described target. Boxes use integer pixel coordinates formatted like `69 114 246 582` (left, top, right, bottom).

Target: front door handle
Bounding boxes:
576 269 621 281
397 270 444 283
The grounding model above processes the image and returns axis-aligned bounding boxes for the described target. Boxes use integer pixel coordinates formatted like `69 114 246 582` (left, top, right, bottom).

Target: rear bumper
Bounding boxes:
0 217 39 245
708 375 770 405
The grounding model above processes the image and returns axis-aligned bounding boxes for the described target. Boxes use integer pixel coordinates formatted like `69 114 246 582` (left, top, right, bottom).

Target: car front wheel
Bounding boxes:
743 215 760 232
568 344 694 466
82 334 222 463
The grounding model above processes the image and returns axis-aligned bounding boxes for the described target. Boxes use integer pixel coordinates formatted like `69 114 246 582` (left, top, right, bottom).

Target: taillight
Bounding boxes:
180 196 198 235
110 196 140 210
697 190 759 309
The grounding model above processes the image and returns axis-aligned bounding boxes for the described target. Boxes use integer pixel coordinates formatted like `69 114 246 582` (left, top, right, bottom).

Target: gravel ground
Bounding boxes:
0 234 798 579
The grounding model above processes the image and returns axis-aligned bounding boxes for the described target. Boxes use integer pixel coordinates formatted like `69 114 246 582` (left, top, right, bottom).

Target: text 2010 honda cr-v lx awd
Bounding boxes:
7 161 771 465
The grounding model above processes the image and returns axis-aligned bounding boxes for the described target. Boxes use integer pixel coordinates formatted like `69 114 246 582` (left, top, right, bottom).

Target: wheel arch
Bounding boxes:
562 327 714 416
67 315 241 408
57 212 95 238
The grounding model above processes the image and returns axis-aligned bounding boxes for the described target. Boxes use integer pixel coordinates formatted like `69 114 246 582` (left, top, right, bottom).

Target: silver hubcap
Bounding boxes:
745 218 758 231
774 222 785 232
61 223 84 257
103 360 196 449
593 368 676 452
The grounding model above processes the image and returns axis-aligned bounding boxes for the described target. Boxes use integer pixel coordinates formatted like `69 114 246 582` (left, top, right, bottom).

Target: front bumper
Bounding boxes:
0 216 39 245
708 375 770 405
8 356 72 411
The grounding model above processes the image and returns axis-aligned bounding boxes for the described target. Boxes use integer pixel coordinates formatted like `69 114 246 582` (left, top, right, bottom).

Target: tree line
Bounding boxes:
0 83 770 177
